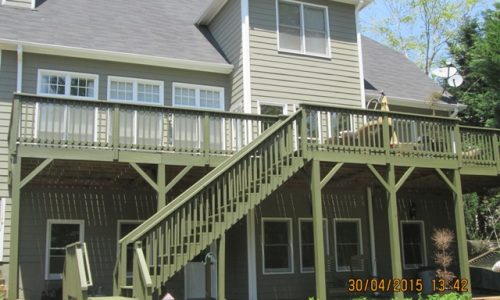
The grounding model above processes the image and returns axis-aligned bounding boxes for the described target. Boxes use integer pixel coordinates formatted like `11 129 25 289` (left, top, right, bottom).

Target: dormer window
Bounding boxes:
277 0 330 57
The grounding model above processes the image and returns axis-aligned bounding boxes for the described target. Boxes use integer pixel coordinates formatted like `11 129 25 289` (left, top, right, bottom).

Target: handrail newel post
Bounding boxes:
9 96 21 158
300 108 308 158
454 122 463 167
382 113 391 156
493 132 500 172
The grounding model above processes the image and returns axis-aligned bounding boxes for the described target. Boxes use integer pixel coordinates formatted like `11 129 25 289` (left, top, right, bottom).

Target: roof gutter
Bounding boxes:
197 0 372 25
0 39 234 75
365 91 467 112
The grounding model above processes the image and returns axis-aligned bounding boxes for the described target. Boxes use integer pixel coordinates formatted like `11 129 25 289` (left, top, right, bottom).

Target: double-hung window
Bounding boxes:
38 70 98 99
277 0 330 57
172 83 225 150
262 219 293 274
108 77 164 147
401 221 427 269
36 70 98 143
333 219 363 272
45 220 84 280
299 219 329 273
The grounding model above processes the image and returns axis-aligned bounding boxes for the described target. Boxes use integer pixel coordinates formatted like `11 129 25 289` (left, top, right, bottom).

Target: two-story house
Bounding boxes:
0 0 498 299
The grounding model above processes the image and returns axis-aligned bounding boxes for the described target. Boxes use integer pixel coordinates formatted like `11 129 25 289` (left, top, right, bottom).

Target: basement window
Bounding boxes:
401 221 427 269
333 219 363 272
262 218 293 274
299 218 329 273
277 0 330 57
45 220 84 280
37 70 98 100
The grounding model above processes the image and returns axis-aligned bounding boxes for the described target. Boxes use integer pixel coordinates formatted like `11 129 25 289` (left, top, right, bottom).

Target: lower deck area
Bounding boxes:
14 159 497 300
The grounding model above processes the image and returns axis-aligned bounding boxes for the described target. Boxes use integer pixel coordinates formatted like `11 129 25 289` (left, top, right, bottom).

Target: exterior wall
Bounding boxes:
373 188 458 282
21 53 232 109
249 0 362 113
0 50 17 266
249 186 458 299
18 187 157 300
208 0 244 112
225 217 249 300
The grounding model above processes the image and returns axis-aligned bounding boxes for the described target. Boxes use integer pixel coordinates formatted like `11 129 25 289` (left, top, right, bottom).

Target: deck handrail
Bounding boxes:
63 242 93 300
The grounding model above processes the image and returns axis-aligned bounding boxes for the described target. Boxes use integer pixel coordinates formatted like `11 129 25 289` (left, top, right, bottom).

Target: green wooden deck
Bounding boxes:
7 93 500 300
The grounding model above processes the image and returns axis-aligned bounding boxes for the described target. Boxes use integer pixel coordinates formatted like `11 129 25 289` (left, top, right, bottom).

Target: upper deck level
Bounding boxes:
8 93 500 176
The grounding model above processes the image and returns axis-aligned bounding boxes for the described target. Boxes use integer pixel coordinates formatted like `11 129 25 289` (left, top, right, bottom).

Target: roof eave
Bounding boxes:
196 0 372 25
0 39 234 74
365 91 467 112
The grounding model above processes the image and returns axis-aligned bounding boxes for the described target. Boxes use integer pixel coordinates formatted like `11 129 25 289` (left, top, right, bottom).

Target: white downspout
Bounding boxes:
16 45 23 93
355 1 366 108
241 0 252 114
367 187 377 277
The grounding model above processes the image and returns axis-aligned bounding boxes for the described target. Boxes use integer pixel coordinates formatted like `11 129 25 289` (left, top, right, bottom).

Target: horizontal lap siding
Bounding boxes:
22 53 231 108
18 188 156 300
0 50 17 263
249 0 361 113
209 0 244 112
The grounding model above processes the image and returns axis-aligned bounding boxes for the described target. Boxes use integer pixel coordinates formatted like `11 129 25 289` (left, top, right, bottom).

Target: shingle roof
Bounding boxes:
362 36 442 102
0 0 228 65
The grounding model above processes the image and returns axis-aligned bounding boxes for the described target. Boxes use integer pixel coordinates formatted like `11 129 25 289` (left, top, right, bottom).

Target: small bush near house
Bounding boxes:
432 228 456 289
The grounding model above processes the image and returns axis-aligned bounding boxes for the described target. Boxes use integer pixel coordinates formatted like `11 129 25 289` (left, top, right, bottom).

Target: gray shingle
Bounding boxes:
362 36 442 102
0 0 229 65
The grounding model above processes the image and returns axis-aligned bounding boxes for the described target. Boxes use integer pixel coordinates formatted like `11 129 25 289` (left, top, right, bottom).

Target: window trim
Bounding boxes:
107 76 164 105
172 82 225 111
333 218 363 272
37 69 99 100
275 0 331 58
45 219 85 280
257 101 287 115
298 218 329 274
400 220 427 270
261 217 294 275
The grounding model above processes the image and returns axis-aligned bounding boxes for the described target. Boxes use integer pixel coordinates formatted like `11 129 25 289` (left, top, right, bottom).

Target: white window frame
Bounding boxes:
275 0 331 58
107 76 164 105
261 218 294 275
333 218 363 272
400 220 427 270
172 83 225 111
298 218 329 273
117 220 143 278
45 219 85 280
37 69 99 100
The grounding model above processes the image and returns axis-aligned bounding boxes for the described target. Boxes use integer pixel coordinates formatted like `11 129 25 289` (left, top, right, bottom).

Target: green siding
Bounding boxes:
249 0 362 113
18 188 157 300
0 50 16 263
21 53 231 108
209 0 244 112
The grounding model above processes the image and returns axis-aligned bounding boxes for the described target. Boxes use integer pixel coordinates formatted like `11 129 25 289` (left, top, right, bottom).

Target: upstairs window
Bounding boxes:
173 83 224 110
38 70 98 100
277 0 330 57
108 76 163 105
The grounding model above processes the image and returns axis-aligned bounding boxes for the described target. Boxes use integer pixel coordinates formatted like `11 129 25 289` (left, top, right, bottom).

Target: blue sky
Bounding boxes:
359 0 496 42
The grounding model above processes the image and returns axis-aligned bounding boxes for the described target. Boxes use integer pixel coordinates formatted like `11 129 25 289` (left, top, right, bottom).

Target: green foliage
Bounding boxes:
449 4 500 128
463 193 480 239
418 292 472 299
366 0 479 74
463 190 500 247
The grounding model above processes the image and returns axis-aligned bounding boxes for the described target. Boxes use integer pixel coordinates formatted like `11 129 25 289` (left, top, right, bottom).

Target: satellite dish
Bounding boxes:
431 67 458 78
447 74 464 88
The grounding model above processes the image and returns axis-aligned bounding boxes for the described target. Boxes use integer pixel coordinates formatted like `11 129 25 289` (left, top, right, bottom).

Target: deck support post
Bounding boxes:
310 159 327 300
452 169 471 290
157 164 166 210
387 164 404 299
218 234 226 300
8 157 21 300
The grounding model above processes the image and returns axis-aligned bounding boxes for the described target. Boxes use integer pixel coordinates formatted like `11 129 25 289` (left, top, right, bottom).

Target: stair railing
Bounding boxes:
63 242 93 300
114 109 304 294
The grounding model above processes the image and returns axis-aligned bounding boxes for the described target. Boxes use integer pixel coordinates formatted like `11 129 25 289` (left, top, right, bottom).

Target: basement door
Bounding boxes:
184 243 217 300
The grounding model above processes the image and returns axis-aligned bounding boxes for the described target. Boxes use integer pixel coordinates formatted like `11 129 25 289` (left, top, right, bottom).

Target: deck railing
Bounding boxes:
9 94 500 170
11 93 278 156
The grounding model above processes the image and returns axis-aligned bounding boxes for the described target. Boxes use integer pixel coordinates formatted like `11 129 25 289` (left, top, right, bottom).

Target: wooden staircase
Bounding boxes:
64 110 307 300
